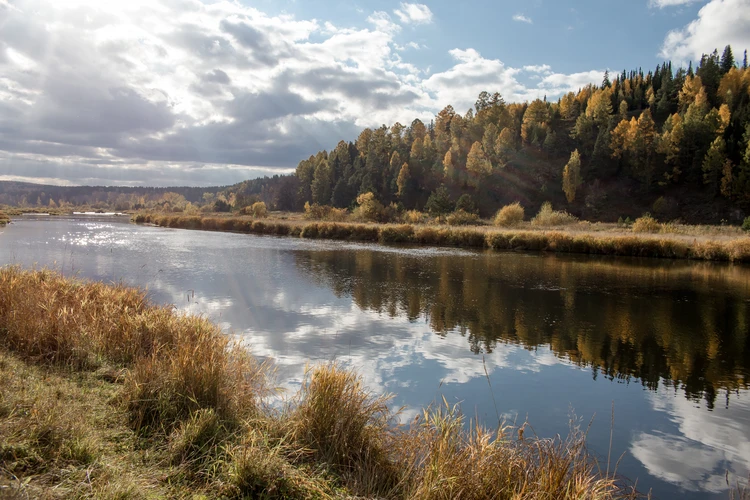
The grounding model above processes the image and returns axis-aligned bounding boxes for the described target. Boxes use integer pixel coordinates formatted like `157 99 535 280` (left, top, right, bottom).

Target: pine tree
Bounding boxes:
720 45 735 74
562 150 582 203
743 50 748 70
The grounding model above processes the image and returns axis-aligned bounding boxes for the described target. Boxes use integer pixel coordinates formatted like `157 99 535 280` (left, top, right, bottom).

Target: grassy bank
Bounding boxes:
132 212 750 263
0 267 644 499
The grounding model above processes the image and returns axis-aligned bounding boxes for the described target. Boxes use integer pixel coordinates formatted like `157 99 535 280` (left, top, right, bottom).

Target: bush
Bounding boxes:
403 210 425 224
494 202 524 227
446 209 479 226
250 202 268 218
531 202 578 226
425 186 454 216
454 194 477 214
632 214 662 233
353 192 386 222
742 216 750 232
0 211 10 225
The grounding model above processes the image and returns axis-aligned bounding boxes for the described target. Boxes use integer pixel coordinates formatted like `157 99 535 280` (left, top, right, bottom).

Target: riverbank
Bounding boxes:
0 267 641 499
132 212 750 263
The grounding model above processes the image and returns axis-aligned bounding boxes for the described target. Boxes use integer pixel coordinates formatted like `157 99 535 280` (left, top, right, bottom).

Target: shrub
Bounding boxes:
632 214 662 233
531 202 578 226
454 194 477 214
250 201 268 218
494 202 524 227
0 211 10 225
304 202 330 220
403 210 425 224
327 207 349 222
446 210 479 226
353 192 386 222
742 216 750 232
425 187 454 216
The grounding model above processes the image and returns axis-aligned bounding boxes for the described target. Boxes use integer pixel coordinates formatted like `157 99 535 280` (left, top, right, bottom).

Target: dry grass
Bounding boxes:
446 210 480 226
494 202 525 227
531 202 579 227
0 268 655 499
132 211 750 262
0 267 271 432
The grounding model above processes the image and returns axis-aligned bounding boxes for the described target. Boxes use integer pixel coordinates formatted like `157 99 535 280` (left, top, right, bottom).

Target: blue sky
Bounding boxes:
260 0 706 75
0 0 747 186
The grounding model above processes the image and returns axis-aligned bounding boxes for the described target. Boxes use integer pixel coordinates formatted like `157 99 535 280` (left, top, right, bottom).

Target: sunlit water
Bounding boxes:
1 216 749 499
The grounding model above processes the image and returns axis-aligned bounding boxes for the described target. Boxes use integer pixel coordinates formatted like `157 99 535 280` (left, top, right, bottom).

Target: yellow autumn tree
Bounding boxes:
562 150 582 203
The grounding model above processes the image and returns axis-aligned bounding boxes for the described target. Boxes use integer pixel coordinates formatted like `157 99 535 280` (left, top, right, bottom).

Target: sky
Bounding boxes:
0 0 749 187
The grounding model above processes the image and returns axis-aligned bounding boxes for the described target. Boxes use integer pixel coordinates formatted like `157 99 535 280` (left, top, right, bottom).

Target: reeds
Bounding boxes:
131 212 750 262
0 267 647 498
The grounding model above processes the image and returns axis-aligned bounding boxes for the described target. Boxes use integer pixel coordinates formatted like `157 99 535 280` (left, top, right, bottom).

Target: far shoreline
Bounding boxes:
127 211 750 263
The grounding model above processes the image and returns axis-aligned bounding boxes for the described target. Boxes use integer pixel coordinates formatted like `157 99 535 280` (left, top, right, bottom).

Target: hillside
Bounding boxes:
266 45 750 225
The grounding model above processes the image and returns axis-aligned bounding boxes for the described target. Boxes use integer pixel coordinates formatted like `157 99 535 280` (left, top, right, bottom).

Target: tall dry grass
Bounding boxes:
0 267 650 498
132 212 750 262
0 267 270 431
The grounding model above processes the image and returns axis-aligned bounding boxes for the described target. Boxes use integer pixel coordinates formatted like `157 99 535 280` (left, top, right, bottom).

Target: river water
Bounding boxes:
1 216 749 499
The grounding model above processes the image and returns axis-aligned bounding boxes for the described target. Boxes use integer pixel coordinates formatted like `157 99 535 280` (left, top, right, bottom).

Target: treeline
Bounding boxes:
0 181 226 211
289 45 750 222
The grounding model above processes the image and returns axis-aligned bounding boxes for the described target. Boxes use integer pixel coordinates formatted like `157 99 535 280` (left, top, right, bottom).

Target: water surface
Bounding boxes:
1 216 749 499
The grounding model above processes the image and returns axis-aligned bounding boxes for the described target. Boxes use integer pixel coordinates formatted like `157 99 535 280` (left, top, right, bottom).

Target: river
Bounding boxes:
1 215 749 499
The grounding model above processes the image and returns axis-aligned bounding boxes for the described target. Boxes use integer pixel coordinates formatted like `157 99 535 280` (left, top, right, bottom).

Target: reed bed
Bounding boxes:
133 212 750 262
0 267 646 498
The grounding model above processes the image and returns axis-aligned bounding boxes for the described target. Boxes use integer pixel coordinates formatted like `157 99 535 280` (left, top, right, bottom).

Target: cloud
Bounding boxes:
523 64 552 74
393 3 434 25
0 0 603 187
422 49 602 112
367 11 400 34
513 14 533 24
649 0 701 7
660 0 750 63
631 389 750 494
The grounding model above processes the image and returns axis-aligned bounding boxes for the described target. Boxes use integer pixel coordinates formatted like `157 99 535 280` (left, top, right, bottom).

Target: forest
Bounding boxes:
4 45 750 225
266 45 750 223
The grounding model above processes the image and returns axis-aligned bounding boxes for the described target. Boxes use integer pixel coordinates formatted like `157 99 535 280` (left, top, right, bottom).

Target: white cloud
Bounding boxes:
649 0 701 7
367 11 400 34
660 0 750 63
0 0 603 186
393 3 434 25
513 14 533 24
422 49 602 112
631 390 750 494
523 64 552 74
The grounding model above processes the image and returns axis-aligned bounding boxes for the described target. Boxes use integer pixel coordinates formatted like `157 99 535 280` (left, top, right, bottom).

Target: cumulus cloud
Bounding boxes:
423 49 602 112
393 3 434 25
0 0 603 186
660 0 750 63
513 14 533 24
649 0 701 7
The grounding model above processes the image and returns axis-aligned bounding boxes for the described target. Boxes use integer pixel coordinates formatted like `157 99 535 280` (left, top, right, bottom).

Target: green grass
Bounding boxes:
0 267 652 499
